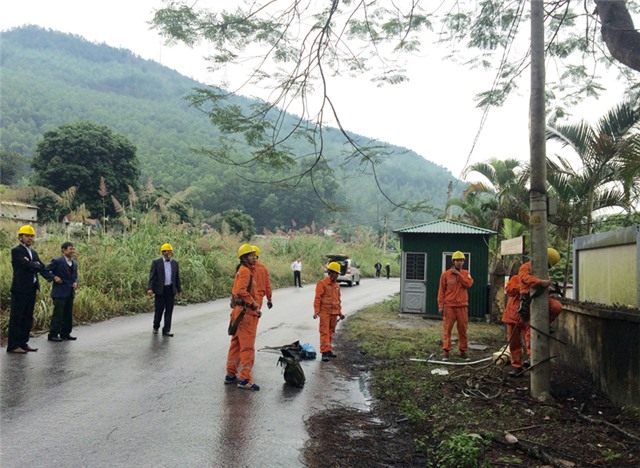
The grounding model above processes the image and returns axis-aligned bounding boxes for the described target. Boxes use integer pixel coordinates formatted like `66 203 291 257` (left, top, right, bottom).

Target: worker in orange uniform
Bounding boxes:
314 261 345 362
438 250 474 360
501 262 530 377
252 245 273 311
225 244 261 391
517 248 563 325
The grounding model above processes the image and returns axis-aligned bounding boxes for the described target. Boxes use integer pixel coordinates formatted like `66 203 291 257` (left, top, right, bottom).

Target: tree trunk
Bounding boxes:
529 0 551 400
595 0 640 73
490 258 507 322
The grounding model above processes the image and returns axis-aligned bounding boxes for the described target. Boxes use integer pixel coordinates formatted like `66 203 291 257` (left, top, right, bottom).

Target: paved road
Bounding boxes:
1 278 399 467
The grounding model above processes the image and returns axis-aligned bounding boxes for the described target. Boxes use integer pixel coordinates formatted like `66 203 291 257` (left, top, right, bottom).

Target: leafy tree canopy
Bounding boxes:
151 0 640 177
216 208 256 241
32 121 140 219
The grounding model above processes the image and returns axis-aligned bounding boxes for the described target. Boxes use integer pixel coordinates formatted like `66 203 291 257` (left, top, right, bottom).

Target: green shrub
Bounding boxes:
437 432 487 468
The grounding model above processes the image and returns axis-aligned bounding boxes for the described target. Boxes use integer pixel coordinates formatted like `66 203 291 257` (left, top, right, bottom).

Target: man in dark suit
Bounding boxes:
7 225 54 354
147 243 182 336
45 242 79 342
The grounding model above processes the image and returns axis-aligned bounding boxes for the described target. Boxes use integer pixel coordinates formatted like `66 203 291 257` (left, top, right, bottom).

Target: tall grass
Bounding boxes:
0 223 397 336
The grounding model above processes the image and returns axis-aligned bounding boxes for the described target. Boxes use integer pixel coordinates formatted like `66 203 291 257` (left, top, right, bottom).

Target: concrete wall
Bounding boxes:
0 202 37 222
553 300 640 407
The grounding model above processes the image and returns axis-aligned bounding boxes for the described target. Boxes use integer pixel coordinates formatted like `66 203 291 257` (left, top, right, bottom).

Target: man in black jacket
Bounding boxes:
7 225 54 354
46 242 79 342
147 243 182 336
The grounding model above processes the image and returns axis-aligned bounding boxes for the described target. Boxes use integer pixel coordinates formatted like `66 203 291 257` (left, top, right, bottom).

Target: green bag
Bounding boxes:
278 354 306 388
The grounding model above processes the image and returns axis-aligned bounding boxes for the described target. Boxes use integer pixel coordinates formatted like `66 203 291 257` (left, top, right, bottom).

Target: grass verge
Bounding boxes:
311 295 640 467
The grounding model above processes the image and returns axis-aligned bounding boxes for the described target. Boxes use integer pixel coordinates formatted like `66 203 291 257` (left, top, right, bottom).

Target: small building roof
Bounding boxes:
0 201 38 209
394 220 497 235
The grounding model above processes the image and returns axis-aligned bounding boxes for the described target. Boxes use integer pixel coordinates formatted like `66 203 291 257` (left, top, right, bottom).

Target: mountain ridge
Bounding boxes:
1 25 457 231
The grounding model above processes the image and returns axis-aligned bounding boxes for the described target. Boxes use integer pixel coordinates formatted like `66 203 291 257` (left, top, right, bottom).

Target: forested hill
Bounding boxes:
1 25 458 232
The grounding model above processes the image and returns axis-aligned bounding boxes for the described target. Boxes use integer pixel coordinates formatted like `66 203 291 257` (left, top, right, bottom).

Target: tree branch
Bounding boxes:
595 0 640 72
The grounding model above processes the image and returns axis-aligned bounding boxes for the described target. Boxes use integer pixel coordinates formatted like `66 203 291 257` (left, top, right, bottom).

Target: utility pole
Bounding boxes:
382 213 388 253
446 181 453 220
529 0 551 399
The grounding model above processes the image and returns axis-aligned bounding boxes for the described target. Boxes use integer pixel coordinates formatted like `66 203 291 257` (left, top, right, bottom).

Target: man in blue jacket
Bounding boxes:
46 242 79 342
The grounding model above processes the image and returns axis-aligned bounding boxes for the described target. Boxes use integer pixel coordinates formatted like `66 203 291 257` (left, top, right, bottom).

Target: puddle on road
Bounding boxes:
355 371 373 409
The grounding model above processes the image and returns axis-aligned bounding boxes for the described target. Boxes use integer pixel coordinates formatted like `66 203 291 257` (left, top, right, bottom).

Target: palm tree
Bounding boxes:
546 100 640 291
446 190 496 230
457 158 530 233
546 100 640 235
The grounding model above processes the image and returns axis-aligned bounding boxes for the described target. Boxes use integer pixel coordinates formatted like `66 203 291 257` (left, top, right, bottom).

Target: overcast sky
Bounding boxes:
1 0 629 182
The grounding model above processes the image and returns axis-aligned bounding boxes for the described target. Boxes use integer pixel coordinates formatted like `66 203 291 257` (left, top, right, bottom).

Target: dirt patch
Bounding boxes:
303 318 640 467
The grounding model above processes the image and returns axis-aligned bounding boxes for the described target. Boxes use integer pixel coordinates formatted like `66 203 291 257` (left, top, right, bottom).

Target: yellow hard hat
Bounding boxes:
18 225 36 236
452 251 465 260
252 245 261 257
160 243 173 252
547 248 560 267
237 243 255 259
327 261 341 274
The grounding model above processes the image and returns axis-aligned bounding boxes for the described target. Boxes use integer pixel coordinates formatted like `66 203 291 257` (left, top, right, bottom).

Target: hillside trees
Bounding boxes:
150 2 441 213
32 121 140 219
2 26 455 231
0 147 28 184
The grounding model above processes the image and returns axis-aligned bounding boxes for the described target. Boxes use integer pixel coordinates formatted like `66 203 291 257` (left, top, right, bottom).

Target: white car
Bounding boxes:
325 254 361 287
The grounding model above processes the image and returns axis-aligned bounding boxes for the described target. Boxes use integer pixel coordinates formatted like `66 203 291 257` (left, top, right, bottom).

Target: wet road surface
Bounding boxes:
1 278 399 467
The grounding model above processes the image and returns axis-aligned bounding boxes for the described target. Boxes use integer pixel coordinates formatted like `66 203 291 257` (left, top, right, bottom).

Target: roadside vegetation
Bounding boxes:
305 296 640 467
0 223 398 337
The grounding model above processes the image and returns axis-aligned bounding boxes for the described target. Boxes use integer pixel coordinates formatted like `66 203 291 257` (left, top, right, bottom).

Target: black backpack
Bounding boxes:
278 342 306 388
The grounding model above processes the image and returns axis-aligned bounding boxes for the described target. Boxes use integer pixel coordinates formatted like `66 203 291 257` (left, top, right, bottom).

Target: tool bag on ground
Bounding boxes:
278 341 306 388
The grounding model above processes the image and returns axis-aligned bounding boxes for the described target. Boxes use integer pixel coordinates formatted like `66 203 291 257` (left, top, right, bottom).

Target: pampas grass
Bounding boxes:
1 222 396 336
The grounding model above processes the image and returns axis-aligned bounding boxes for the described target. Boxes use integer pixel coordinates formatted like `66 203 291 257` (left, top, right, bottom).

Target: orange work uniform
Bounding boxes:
226 263 260 383
313 276 341 353
501 275 530 367
518 261 562 323
254 261 272 309
437 267 474 354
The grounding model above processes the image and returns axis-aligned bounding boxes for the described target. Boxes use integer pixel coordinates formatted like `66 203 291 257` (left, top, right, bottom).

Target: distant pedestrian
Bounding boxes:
147 243 182 337
46 242 79 342
291 257 303 287
385 263 391 279
7 225 54 354
437 250 474 360
313 261 344 362
374 261 382 278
